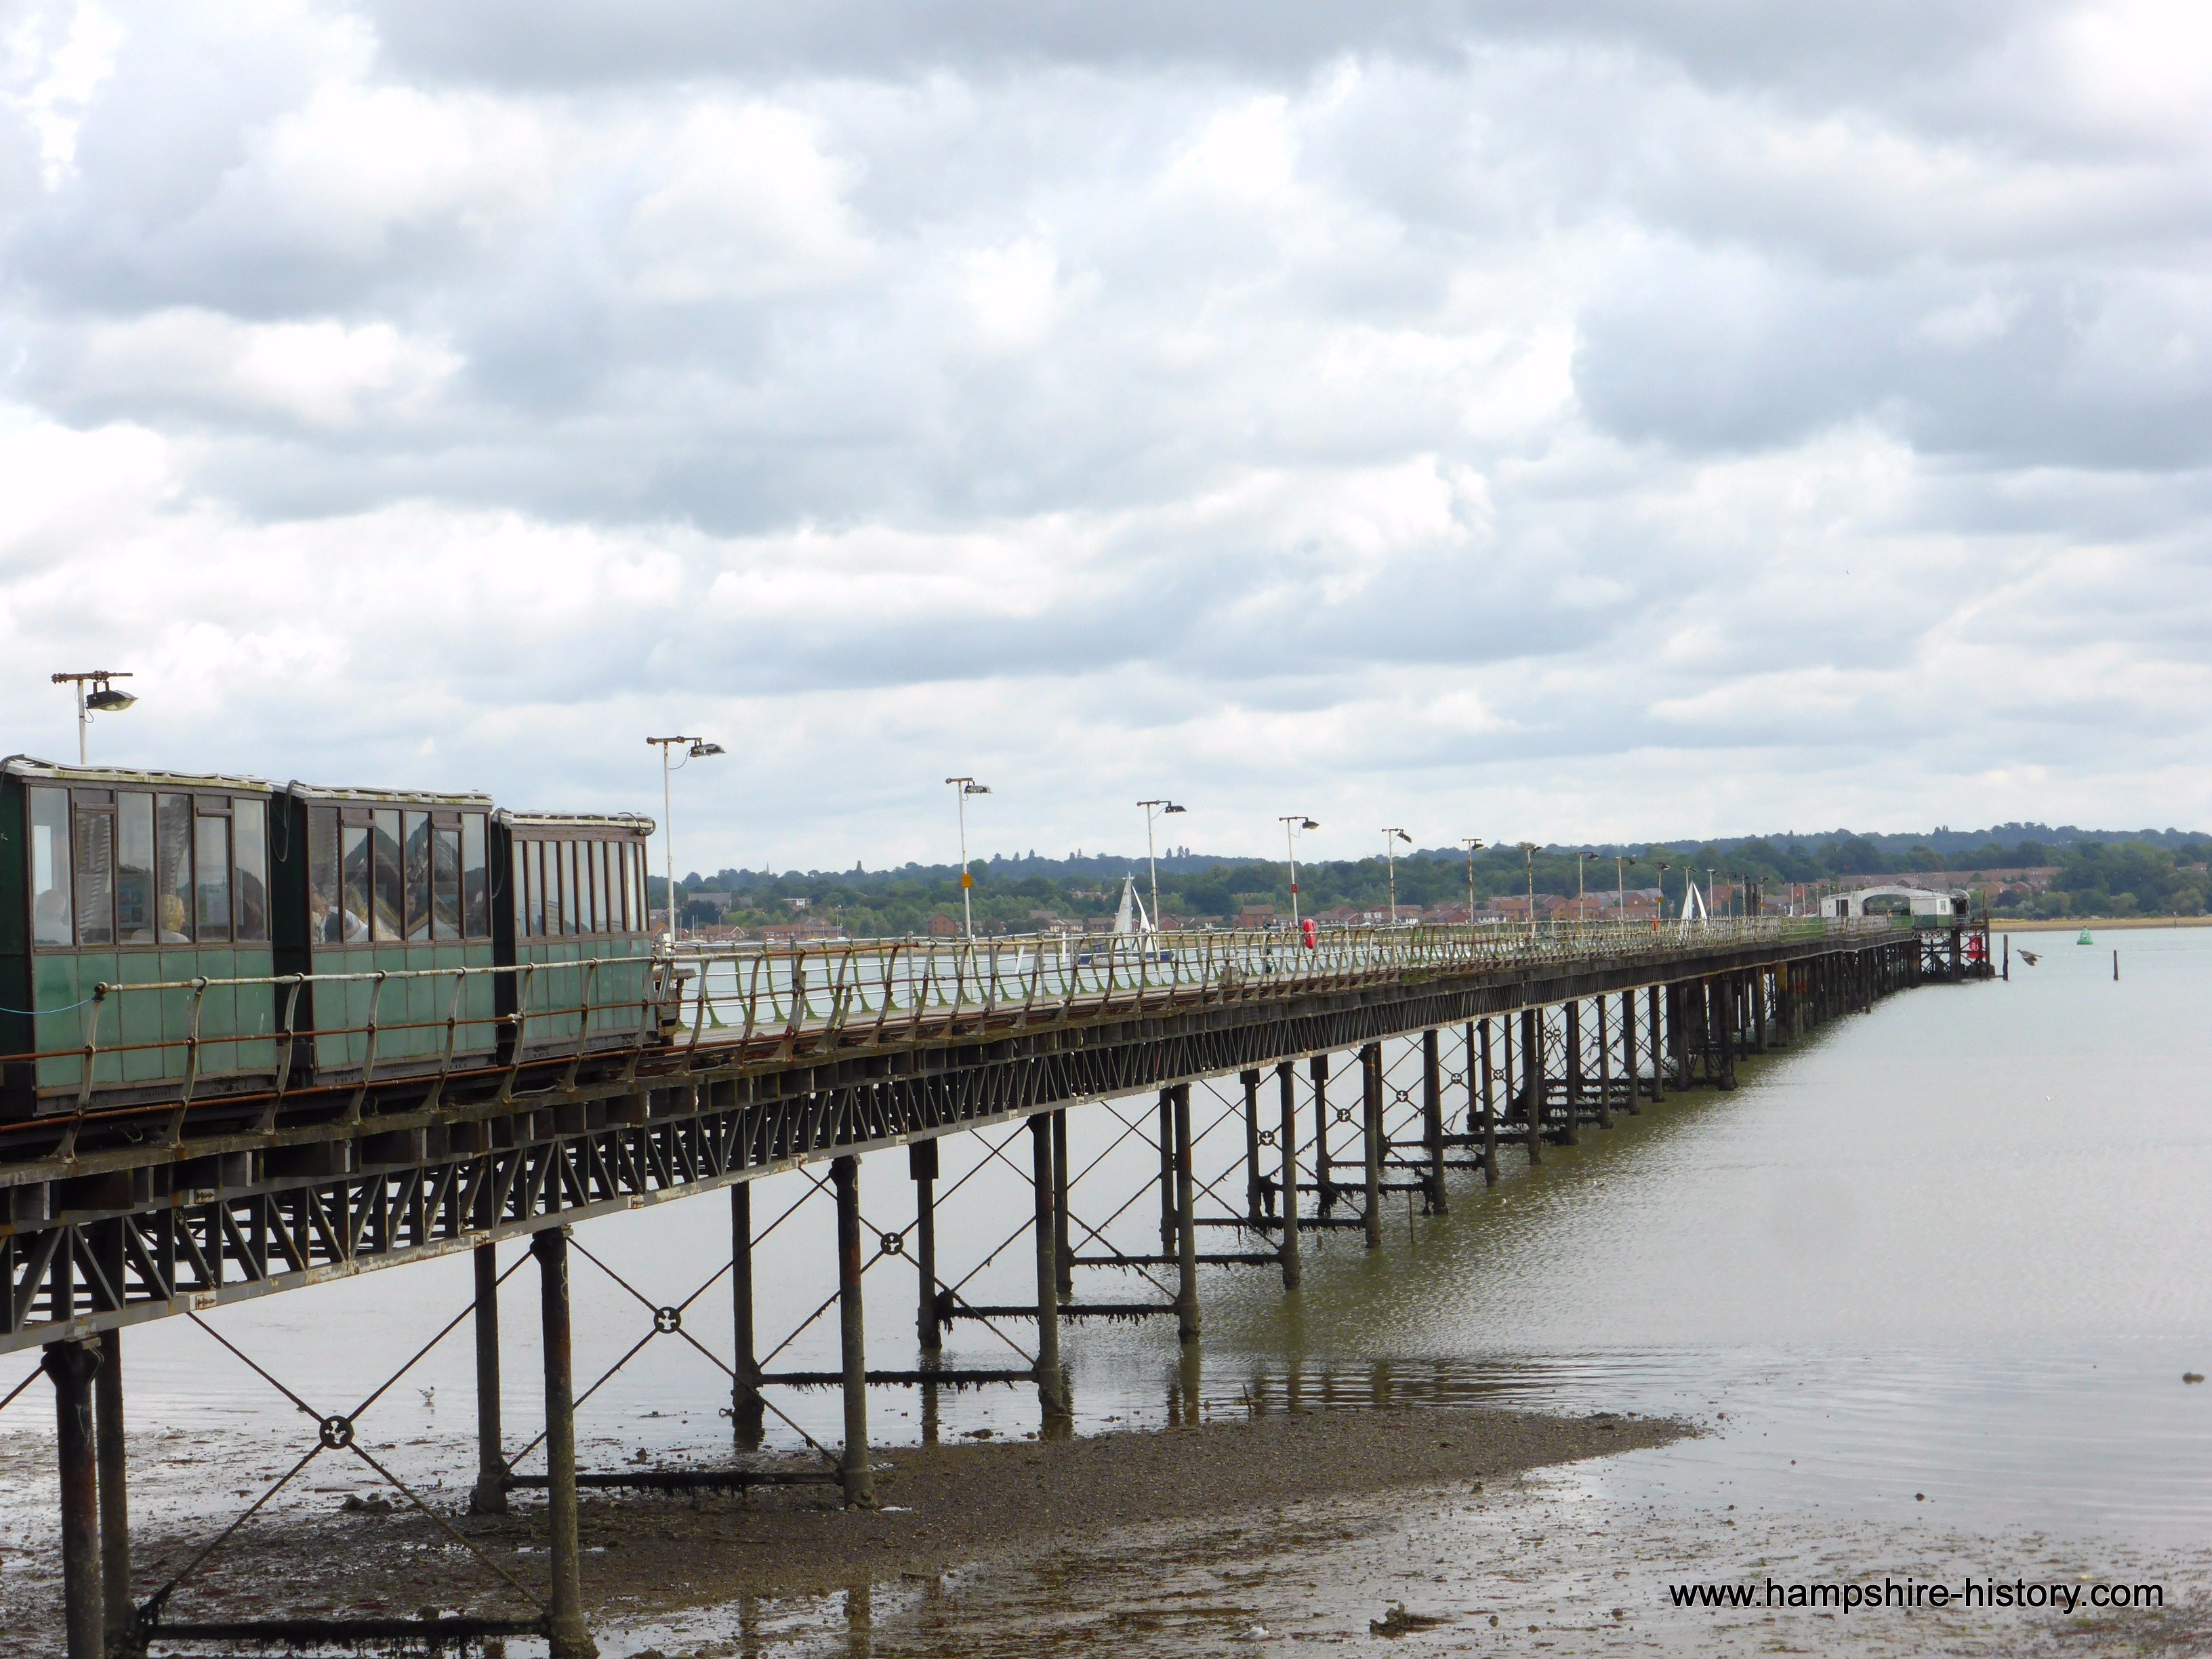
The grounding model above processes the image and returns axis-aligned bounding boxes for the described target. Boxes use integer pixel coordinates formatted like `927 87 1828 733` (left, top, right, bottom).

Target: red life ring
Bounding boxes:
1300 918 1317 948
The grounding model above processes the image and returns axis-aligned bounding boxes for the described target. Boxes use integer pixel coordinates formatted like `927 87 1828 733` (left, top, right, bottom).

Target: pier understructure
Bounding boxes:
0 918 1988 1656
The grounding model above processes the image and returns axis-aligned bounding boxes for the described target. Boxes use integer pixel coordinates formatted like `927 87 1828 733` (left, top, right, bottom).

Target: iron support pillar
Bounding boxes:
910 1139 940 1359
1310 1055 1333 1213
1594 997 1614 1130
45 1339 102 1659
530 1227 596 1659
1647 985 1665 1101
1754 969 1769 1052
1475 1020 1498 1185
832 1155 876 1507
1360 1044 1383 1248
1157 1089 1176 1255
1051 1111 1073 1303
1420 1029 1447 1215
1173 1084 1200 1347
1521 1007 1541 1164
1029 1115 1067 1420
1240 1069 1264 1221
1618 990 1641 1115
1719 977 1739 1090
732 1183 766 1446
1275 1062 1300 1290
95 1328 129 1650
470 1244 507 1514
1562 1001 1582 1145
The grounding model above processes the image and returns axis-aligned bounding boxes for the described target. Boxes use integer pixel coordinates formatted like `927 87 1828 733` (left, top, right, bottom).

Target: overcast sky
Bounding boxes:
1 1 2207 872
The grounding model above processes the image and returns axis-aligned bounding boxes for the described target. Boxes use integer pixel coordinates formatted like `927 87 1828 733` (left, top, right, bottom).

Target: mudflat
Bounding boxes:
0 1404 1679 1652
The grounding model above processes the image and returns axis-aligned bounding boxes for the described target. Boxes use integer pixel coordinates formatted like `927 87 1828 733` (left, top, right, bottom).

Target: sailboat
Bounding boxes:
1109 874 1175 963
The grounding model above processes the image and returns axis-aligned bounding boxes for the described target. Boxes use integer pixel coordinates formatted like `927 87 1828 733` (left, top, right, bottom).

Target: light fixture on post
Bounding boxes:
1382 827 1412 924
647 735 722 943
52 671 136 765
945 777 990 939
1279 815 1318 930
1138 800 1187 939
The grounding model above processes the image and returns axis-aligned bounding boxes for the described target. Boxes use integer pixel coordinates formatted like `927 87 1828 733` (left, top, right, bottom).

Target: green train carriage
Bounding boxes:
1 758 281 1115
493 811 658 1059
268 783 502 1084
4 759 665 1122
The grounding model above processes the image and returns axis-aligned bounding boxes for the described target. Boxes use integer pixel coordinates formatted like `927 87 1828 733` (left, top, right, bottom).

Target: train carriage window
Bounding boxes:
30 788 72 946
463 814 489 939
615 842 631 932
560 842 577 936
73 806 114 946
510 832 528 940
594 842 612 935
309 808 342 943
403 812 432 941
586 840 603 934
117 793 154 943
432 826 462 940
541 841 562 937
635 844 648 932
370 810 403 940
195 813 232 941
520 840 538 937
340 823 372 942
156 794 192 943
234 798 269 943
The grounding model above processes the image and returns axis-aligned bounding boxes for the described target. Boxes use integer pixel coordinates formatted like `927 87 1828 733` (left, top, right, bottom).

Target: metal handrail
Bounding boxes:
0 919 1898 1112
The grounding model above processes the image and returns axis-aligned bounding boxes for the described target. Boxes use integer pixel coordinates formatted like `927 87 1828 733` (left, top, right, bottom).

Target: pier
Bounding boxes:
1 916 1988 1656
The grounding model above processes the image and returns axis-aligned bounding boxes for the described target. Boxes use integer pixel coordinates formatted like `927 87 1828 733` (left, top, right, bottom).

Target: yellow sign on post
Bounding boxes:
960 871 974 888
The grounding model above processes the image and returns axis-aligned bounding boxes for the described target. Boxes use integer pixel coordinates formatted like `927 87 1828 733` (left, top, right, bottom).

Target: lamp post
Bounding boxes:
946 778 990 939
1461 838 1484 928
1382 827 1412 924
1614 854 1635 924
1518 842 1538 939
1578 850 1595 921
646 737 723 941
51 672 136 765
1139 800 1187 937
1656 863 1673 920
1279 815 1318 930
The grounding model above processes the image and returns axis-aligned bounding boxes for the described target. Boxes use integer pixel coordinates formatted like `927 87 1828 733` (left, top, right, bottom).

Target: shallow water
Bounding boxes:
4 924 2208 1647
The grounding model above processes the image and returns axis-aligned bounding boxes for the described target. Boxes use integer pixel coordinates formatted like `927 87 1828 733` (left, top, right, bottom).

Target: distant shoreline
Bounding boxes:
1990 916 2211 932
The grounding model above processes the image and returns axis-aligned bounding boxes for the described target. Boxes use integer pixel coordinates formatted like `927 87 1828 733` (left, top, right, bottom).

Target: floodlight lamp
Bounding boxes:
85 683 136 712
1164 802 1187 815
689 741 724 758
964 781 991 796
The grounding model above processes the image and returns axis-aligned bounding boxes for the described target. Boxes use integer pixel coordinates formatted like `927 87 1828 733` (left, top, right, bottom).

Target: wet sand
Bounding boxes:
0 1404 1675 1653
7 1403 2209 1656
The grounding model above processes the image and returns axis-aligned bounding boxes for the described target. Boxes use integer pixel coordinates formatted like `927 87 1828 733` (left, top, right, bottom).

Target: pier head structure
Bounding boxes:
0 772 1990 1656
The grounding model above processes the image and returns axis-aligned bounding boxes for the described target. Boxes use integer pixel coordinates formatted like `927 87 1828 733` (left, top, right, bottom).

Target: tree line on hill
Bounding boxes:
649 825 2212 936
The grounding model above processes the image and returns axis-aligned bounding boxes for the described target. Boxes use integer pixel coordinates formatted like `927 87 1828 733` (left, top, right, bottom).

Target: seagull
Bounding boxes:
2018 949 2041 966
418 1387 436 1409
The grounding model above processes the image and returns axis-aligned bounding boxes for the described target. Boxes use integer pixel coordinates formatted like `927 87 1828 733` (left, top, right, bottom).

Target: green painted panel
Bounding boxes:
118 951 165 1084
33 954 85 1090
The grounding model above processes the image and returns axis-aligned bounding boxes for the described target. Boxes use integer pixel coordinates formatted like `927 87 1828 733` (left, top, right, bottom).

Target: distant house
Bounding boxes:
926 914 961 937
1238 905 1278 929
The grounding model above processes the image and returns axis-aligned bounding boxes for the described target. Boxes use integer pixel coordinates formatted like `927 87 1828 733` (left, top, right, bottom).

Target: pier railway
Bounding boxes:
0 768 1991 1657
